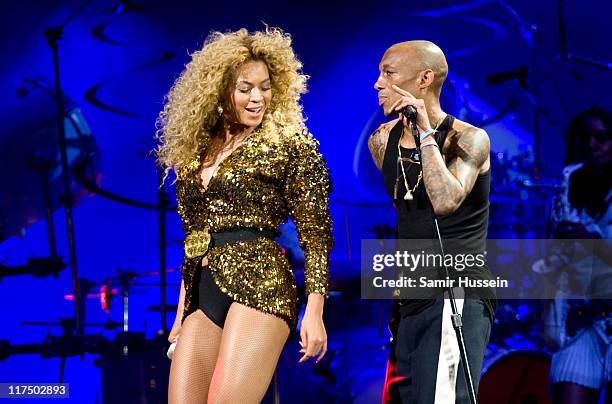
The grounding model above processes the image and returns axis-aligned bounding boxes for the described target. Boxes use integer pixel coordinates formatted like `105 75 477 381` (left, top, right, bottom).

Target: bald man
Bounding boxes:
369 41 495 403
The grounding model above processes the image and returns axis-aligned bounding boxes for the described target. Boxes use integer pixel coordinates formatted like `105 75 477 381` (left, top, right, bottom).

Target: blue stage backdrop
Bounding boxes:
0 0 610 402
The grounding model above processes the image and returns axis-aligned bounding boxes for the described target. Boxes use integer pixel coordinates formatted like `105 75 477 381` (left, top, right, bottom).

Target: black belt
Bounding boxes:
210 228 276 248
184 228 276 259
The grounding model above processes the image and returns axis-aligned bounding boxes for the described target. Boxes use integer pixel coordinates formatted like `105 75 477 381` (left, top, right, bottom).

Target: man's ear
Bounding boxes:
419 69 435 89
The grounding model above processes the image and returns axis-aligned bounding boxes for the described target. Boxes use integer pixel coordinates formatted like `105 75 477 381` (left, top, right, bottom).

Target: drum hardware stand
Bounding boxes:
114 269 135 344
0 257 65 280
495 0 543 173
496 0 565 178
43 0 94 336
12 318 110 384
73 160 178 335
157 170 169 333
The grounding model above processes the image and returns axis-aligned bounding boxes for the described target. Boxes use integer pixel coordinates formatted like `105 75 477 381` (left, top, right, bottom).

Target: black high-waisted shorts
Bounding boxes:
196 228 276 328
197 266 233 328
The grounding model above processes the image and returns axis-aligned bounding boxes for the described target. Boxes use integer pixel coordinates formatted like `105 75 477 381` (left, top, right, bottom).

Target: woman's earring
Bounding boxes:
217 105 223 116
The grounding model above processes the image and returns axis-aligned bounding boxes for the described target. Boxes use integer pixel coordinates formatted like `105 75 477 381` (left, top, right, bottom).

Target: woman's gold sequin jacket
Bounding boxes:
175 129 333 331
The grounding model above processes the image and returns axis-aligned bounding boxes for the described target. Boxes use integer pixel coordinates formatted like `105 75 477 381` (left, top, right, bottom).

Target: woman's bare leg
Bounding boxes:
168 310 223 404
207 303 289 404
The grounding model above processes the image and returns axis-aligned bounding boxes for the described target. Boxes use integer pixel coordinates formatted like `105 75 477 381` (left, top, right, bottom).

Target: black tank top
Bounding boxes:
381 115 495 318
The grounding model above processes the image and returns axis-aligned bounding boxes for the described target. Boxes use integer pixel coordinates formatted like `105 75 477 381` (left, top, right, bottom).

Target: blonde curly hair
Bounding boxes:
155 27 308 176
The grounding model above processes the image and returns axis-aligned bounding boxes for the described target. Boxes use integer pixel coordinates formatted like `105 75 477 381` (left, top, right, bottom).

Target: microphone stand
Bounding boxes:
403 108 478 404
496 0 542 173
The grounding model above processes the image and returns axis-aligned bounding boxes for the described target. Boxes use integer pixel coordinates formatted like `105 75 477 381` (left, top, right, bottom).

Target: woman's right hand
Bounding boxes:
169 279 186 343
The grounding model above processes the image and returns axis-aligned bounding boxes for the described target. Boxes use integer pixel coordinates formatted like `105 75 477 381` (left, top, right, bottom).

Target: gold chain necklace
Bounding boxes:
397 115 446 200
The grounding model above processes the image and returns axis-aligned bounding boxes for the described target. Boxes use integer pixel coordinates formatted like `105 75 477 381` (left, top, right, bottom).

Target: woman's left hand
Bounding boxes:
298 294 327 364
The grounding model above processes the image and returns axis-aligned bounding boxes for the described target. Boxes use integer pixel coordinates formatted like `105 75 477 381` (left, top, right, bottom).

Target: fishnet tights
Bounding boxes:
168 303 289 404
208 303 289 403
168 309 222 403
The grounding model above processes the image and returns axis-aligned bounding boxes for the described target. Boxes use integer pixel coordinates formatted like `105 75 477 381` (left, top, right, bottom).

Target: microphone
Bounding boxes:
167 338 178 360
402 105 417 120
400 105 421 150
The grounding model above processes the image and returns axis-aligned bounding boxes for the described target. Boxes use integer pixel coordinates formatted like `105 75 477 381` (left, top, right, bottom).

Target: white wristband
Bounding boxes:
420 128 438 142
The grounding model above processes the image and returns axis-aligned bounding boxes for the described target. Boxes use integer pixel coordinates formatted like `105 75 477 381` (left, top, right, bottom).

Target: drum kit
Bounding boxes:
479 150 558 402
489 145 562 239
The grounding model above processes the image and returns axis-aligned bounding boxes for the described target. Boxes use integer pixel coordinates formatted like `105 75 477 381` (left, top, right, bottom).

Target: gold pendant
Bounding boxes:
404 190 413 200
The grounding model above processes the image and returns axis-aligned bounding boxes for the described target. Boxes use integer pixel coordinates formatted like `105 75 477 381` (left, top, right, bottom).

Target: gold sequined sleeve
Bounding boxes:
174 161 205 324
282 132 333 296
175 167 189 233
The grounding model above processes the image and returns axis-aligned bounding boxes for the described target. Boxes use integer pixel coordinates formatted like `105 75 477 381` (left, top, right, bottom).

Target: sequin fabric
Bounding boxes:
175 129 333 331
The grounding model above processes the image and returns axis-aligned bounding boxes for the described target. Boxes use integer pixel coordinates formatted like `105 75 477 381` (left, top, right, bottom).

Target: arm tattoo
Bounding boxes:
420 127 489 215
368 124 391 172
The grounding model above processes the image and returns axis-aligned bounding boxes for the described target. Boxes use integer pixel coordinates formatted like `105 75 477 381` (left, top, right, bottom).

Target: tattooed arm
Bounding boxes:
420 125 490 216
368 119 398 172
